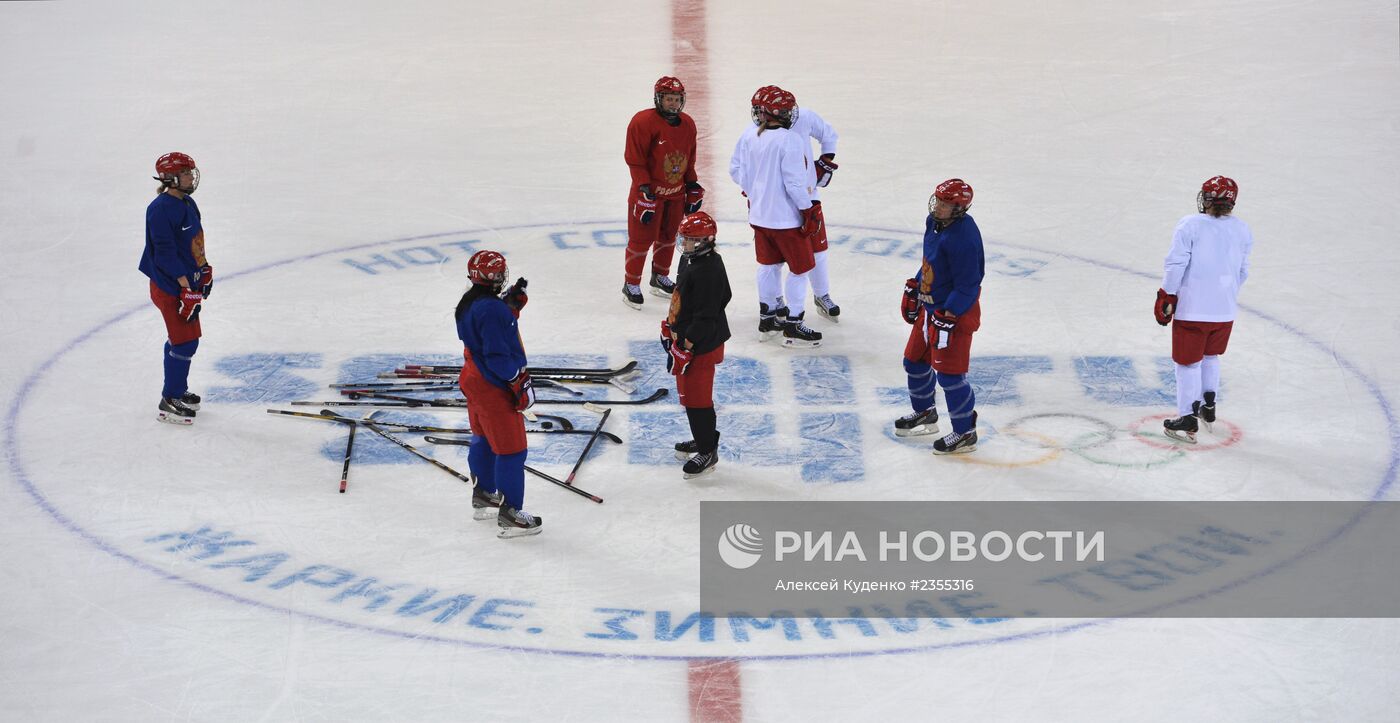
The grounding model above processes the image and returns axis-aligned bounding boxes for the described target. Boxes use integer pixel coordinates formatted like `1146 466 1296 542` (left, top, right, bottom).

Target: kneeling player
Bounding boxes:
662 212 732 478
455 250 542 537
895 179 984 454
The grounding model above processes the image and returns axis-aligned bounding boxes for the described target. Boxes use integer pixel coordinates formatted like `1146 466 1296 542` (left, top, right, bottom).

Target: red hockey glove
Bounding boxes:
1154 288 1177 326
815 154 838 188
800 204 823 239
901 278 921 325
508 369 536 411
931 309 957 350
667 342 694 376
660 319 675 354
633 185 657 225
198 264 213 298
502 278 529 316
177 287 203 322
684 182 705 214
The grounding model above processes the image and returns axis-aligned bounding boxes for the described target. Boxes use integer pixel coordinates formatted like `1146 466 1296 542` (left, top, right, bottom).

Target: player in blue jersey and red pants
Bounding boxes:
895 178 985 454
454 250 542 538
139 152 213 425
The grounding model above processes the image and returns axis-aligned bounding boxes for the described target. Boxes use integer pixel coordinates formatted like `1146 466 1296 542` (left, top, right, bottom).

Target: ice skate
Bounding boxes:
1197 391 1216 431
178 391 202 411
682 450 718 479
497 504 543 538
758 302 788 342
649 272 675 298
674 439 699 461
781 312 822 348
894 408 940 438
932 411 977 454
472 485 504 521
621 283 644 310
813 294 841 322
1163 413 1198 443
157 396 197 425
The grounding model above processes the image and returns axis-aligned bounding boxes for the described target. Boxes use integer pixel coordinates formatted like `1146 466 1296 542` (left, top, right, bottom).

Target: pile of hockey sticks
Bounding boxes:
266 360 646 504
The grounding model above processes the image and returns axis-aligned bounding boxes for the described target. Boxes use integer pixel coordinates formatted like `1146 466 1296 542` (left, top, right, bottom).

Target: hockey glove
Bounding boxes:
508 369 536 411
800 204 823 239
667 342 694 376
684 182 705 214
1154 288 1177 326
633 185 657 225
901 278 921 325
177 287 203 323
502 278 529 316
198 264 213 298
931 309 957 350
815 154 838 188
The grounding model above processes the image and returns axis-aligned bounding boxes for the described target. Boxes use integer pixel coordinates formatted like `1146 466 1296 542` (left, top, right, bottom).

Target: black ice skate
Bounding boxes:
932 412 977 454
179 391 202 411
758 302 789 342
674 439 699 461
157 396 197 425
813 294 841 322
1197 391 1217 431
649 272 675 298
894 407 940 438
621 283 644 310
682 450 718 479
472 484 504 521
781 312 822 348
497 504 543 539
1163 413 1198 444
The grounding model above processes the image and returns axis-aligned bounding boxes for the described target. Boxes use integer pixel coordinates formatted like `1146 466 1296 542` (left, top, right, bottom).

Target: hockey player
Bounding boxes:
454 250 542 538
730 85 842 321
662 212 733 479
895 178 984 454
622 75 703 309
732 89 823 347
1156 175 1253 443
139 152 213 425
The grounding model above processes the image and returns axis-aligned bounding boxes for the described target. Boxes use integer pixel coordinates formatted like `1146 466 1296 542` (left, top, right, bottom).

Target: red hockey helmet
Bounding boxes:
467 250 509 287
750 85 781 125
154 152 199 193
928 178 974 222
1197 175 1238 212
654 76 686 118
760 89 798 128
678 211 718 239
155 152 196 176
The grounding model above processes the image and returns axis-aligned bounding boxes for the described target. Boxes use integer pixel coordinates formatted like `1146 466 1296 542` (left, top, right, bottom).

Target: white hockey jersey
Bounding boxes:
1161 213 1254 322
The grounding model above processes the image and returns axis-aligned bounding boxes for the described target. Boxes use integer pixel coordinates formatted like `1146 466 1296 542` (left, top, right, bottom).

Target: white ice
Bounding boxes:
2 0 1399 721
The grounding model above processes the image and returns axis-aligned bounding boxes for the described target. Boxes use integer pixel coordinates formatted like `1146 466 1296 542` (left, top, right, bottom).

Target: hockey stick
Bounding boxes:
336 413 367 493
402 360 640 378
534 387 669 406
268 407 576 432
421 434 604 504
321 411 474 486
564 405 613 486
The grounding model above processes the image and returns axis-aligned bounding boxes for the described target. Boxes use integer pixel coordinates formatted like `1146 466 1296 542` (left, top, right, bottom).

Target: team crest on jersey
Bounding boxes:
663 150 688 185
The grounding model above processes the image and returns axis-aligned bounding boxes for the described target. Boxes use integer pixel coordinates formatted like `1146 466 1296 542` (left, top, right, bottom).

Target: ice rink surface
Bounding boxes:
3 0 1399 720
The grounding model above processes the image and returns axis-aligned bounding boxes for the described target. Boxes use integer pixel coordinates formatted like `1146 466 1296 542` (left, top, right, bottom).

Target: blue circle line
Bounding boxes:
3 219 1395 662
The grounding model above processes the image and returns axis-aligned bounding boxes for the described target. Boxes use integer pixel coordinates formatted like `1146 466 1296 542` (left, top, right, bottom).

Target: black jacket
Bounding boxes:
668 250 732 355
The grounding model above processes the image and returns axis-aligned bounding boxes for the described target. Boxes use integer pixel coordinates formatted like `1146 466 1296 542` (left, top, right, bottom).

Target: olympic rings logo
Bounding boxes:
923 412 1244 469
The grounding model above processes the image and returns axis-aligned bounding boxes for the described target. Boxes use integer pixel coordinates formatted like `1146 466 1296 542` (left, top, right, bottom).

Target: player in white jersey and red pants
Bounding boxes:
729 85 842 321
1155 175 1254 443
729 89 823 346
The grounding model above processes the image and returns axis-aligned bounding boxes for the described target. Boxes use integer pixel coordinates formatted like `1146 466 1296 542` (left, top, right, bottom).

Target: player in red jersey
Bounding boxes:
622 76 702 309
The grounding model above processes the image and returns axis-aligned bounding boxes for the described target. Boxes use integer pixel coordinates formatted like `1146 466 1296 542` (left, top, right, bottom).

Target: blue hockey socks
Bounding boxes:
937 372 976 434
495 449 528 510
162 339 199 399
904 358 936 413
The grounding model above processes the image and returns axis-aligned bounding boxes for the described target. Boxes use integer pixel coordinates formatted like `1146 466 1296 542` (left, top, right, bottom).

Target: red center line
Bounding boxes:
673 2 741 720
688 658 743 723
671 0 713 189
